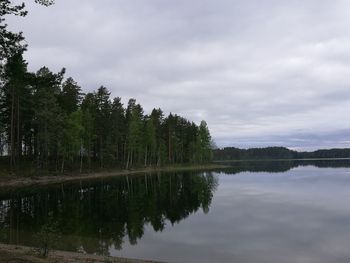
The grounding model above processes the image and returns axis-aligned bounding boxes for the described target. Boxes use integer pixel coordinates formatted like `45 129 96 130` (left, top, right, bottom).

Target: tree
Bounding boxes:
61 110 84 172
58 77 82 114
196 120 212 163
0 0 27 67
143 115 156 166
32 67 65 170
125 99 143 168
94 86 111 168
0 52 28 170
0 0 54 68
81 92 97 170
149 108 166 166
109 97 125 165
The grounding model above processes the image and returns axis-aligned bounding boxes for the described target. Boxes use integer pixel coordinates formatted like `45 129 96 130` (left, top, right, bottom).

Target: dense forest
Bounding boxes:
0 1 213 174
214 147 350 161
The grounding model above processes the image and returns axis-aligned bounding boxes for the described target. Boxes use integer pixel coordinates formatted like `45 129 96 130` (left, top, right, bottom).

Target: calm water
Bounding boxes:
2 160 350 262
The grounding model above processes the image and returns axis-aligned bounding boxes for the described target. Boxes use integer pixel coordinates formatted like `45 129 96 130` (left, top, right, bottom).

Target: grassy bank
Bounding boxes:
0 163 227 190
0 243 164 263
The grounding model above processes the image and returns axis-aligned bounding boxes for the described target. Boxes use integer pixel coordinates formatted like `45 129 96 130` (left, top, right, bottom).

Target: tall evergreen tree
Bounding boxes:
61 110 84 172
125 99 144 168
81 93 96 171
143 115 156 166
94 86 111 168
196 120 212 163
32 67 65 170
58 77 82 115
109 97 125 165
0 52 29 169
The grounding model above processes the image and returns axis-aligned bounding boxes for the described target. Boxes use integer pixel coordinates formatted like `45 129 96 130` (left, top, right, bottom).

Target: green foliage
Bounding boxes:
0 3 214 173
0 0 27 64
0 54 213 173
0 0 53 68
61 110 84 171
58 77 82 114
196 120 212 163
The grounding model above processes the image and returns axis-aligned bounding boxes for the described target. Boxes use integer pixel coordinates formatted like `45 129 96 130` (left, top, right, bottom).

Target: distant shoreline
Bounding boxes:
213 147 350 161
214 157 350 162
0 163 227 190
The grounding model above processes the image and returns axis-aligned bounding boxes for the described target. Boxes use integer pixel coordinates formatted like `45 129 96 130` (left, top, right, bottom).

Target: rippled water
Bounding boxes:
1 160 350 263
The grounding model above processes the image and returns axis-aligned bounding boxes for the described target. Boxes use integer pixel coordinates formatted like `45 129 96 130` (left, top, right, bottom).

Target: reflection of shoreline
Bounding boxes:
0 164 226 190
0 171 218 255
216 159 350 175
215 157 350 162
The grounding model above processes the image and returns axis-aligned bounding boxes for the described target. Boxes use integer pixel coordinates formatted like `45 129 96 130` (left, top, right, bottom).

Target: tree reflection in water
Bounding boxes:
0 171 218 255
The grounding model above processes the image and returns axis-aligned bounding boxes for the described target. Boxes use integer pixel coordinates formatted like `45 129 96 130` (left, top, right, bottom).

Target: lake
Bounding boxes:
1 160 350 262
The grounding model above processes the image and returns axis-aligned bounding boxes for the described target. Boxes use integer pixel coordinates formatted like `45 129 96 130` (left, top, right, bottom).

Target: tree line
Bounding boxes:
213 146 350 161
0 1 213 174
0 53 213 173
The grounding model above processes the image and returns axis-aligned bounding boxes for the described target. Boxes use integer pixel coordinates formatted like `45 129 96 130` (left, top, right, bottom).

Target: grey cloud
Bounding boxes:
7 0 350 149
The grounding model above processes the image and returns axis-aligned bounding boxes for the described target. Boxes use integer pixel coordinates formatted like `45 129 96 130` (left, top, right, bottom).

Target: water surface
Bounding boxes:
1 160 350 262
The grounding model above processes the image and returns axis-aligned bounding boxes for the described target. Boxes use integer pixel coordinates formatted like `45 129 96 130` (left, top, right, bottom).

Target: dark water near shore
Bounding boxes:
1 159 350 262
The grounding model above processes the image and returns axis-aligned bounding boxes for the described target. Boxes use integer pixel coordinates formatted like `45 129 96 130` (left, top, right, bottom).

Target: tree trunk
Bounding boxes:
168 130 171 162
10 88 15 171
17 96 20 168
88 137 91 173
100 137 103 168
144 146 147 167
80 144 83 174
130 151 133 168
61 156 65 173
126 151 130 169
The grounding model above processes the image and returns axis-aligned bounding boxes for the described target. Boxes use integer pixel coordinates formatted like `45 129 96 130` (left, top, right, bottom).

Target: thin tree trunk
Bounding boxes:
144 146 147 167
44 118 48 170
168 130 171 162
157 150 160 167
123 140 127 165
80 140 83 173
100 137 103 168
88 137 91 172
61 156 65 173
126 151 130 169
10 88 15 170
17 96 20 168
130 151 133 168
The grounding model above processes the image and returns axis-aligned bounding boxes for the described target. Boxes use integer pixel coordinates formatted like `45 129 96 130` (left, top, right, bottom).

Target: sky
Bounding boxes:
7 0 350 150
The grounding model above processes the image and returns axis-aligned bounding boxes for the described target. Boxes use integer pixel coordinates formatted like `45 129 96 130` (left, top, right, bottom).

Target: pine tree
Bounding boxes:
58 77 82 114
61 110 84 172
32 67 65 170
110 97 125 165
0 52 29 170
197 120 212 163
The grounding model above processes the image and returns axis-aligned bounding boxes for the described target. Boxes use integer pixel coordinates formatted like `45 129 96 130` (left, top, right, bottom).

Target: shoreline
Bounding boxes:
213 157 350 162
0 164 227 190
0 243 165 263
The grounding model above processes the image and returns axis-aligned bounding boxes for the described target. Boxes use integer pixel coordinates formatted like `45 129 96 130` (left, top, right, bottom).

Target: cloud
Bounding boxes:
7 0 350 149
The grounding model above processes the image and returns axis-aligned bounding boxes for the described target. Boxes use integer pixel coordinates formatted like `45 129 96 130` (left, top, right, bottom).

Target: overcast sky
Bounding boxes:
7 0 350 150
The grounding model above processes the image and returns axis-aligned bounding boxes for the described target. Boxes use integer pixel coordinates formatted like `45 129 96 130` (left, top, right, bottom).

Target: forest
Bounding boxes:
0 1 213 174
214 146 350 161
